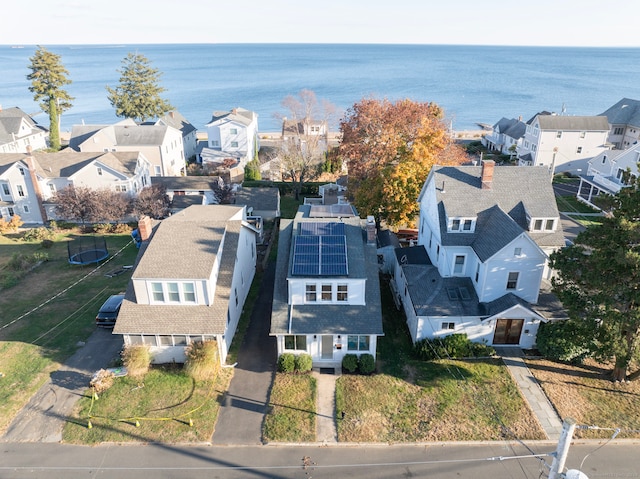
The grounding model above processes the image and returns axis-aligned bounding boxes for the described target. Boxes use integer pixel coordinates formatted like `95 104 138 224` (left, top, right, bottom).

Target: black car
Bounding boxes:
95 294 125 327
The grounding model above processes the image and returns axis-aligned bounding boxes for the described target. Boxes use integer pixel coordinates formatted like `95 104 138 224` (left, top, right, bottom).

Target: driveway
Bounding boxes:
1 328 123 443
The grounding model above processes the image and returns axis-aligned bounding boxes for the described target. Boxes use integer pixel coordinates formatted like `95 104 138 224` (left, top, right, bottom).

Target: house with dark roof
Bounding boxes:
598 97 640 150
481 117 526 155
151 175 223 209
69 120 185 177
392 160 566 348
516 112 610 174
201 107 259 168
113 205 257 364
577 144 640 209
0 106 48 153
234 186 280 221
271 209 383 369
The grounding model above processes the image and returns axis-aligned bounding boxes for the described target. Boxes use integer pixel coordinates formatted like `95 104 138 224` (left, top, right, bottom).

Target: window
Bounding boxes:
305 284 317 302
337 284 348 301
524 140 530 148
235 288 238 307
576 146 582 154
173 335 187 345
580 131 586 138
347 335 370 351
8 207 14 216
159 336 173 346
19 167 25 176
556 131 563 139
2 184 9 195
451 219 460 231
97 167 103 176
167 282 180 302
545 219 554 230
230 128 238 134
533 126 539 136
151 282 164 302
321 284 332 301
210 140 219 147
284 335 307 351
453 255 465 274
507 272 519 290
602 156 607 164
182 283 196 303
442 322 455 330
463 219 472 231
23 205 29 213
143 335 158 346
16 185 24 197
155 166 161 175
613 127 624 135
129 335 143 345
533 219 543 231
48 184 56 193
514 247 522 257
231 141 239 148
475 263 480 283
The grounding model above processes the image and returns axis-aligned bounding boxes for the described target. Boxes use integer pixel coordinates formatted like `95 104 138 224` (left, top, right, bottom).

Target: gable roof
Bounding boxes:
536 115 609 131
599 97 640 127
30 150 140 178
151 175 223 191
0 107 47 143
208 107 256 126
421 164 564 253
234 187 280 212
154 111 197 136
69 121 176 150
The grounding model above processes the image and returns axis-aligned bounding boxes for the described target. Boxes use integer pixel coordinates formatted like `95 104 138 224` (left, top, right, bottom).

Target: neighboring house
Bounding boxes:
202 108 259 168
151 175 223 207
149 110 198 162
234 186 281 221
394 160 566 348
0 106 48 153
69 120 185 177
576 145 640 209
271 208 384 369
481 117 526 155
303 182 357 218
516 113 610 174
113 205 258 364
0 154 46 224
598 97 640 150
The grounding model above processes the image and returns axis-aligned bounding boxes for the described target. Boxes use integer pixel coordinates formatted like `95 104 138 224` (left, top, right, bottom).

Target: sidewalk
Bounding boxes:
495 347 563 441
314 370 338 443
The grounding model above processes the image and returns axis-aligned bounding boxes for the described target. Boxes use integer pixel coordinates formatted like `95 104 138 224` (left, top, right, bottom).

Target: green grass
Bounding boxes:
0 230 139 434
63 366 232 444
555 194 601 214
263 373 316 442
280 195 304 219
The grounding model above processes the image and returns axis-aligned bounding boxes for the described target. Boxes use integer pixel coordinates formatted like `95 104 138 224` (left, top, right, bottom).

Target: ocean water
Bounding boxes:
2 43 640 133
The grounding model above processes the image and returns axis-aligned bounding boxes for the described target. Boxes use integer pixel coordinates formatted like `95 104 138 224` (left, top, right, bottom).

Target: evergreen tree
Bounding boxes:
106 53 173 123
27 46 74 151
244 158 262 181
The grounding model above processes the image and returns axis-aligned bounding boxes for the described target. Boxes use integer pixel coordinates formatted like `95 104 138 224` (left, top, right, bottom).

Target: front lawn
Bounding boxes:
63 366 232 444
263 373 316 443
527 359 640 439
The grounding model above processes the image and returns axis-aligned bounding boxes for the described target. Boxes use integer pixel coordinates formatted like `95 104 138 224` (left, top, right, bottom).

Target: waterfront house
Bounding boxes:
202 108 259 168
392 160 566 348
481 117 526 156
516 113 610 174
113 205 257 364
148 110 198 162
598 97 640 150
0 106 49 153
271 207 383 369
0 154 46 224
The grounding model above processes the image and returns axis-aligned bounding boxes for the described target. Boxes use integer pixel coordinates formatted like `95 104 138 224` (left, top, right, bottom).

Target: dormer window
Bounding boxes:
452 219 460 231
448 218 475 233
531 218 556 231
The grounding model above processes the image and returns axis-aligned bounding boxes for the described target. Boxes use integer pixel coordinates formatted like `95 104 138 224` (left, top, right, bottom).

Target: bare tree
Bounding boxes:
54 186 131 224
131 184 170 219
276 89 339 199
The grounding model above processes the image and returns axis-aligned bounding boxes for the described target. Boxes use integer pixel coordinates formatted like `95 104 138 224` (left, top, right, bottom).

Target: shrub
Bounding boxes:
0 215 23 234
294 353 313 373
89 369 115 394
471 342 496 357
22 227 54 242
342 354 358 373
112 222 131 234
93 223 113 234
185 340 220 381
41 239 54 249
277 353 295 373
358 354 376 374
122 345 151 380
536 320 592 363
443 333 472 357
414 333 485 360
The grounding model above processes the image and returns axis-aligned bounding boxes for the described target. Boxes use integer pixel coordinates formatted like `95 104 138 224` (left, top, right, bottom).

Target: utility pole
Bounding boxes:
549 417 577 479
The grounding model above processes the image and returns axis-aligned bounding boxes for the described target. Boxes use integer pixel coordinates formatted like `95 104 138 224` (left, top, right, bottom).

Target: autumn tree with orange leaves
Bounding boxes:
339 98 468 227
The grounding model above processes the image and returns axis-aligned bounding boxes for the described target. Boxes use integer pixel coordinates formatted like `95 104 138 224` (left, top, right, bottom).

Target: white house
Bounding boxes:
393 160 566 348
0 106 49 153
150 175 223 208
576 145 640 209
150 110 198 162
0 154 46 224
202 108 259 168
271 208 383 369
599 97 640 150
69 121 185 177
482 117 526 155
517 113 610 174
113 205 258 364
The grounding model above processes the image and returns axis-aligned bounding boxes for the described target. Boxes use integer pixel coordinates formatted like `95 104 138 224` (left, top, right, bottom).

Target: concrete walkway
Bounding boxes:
495 347 563 441
314 370 338 443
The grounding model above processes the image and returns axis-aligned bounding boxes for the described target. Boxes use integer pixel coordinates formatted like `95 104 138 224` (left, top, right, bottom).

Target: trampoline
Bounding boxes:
68 236 109 265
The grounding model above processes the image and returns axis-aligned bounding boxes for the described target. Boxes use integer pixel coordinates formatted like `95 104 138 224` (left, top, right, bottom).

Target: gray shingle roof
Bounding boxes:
599 97 640 127
155 111 197 136
235 187 280 212
271 218 383 336
208 108 256 126
0 107 46 144
151 175 222 191
536 115 609 131
30 150 139 178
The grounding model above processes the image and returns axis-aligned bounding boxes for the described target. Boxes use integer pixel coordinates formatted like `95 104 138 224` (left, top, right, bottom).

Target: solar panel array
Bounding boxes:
292 222 348 276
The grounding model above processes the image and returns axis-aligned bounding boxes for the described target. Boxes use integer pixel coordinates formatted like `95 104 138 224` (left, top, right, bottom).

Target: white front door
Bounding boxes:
321 335 333 360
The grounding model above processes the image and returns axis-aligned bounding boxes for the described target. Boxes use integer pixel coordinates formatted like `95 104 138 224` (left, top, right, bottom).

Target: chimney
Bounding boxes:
138 215 153 241
481 160 495 189
232 108 237 115
170 111 175 119
23 153 48 223
366 215 376 244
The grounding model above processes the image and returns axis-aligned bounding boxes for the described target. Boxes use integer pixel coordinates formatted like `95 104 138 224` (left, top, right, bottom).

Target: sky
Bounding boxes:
2 0 640 47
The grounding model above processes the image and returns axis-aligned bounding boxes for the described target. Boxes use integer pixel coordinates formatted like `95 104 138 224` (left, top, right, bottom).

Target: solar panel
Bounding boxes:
299 222 345 236
292 231 348 276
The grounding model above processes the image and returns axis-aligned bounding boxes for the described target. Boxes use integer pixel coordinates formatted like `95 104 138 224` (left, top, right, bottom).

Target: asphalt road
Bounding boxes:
1 441 638 478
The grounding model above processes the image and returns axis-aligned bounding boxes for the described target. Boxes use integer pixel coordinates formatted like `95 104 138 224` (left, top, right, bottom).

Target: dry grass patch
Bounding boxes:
263 373 316 442
63 365 232 444
336 359 545 442
527 358 640 439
